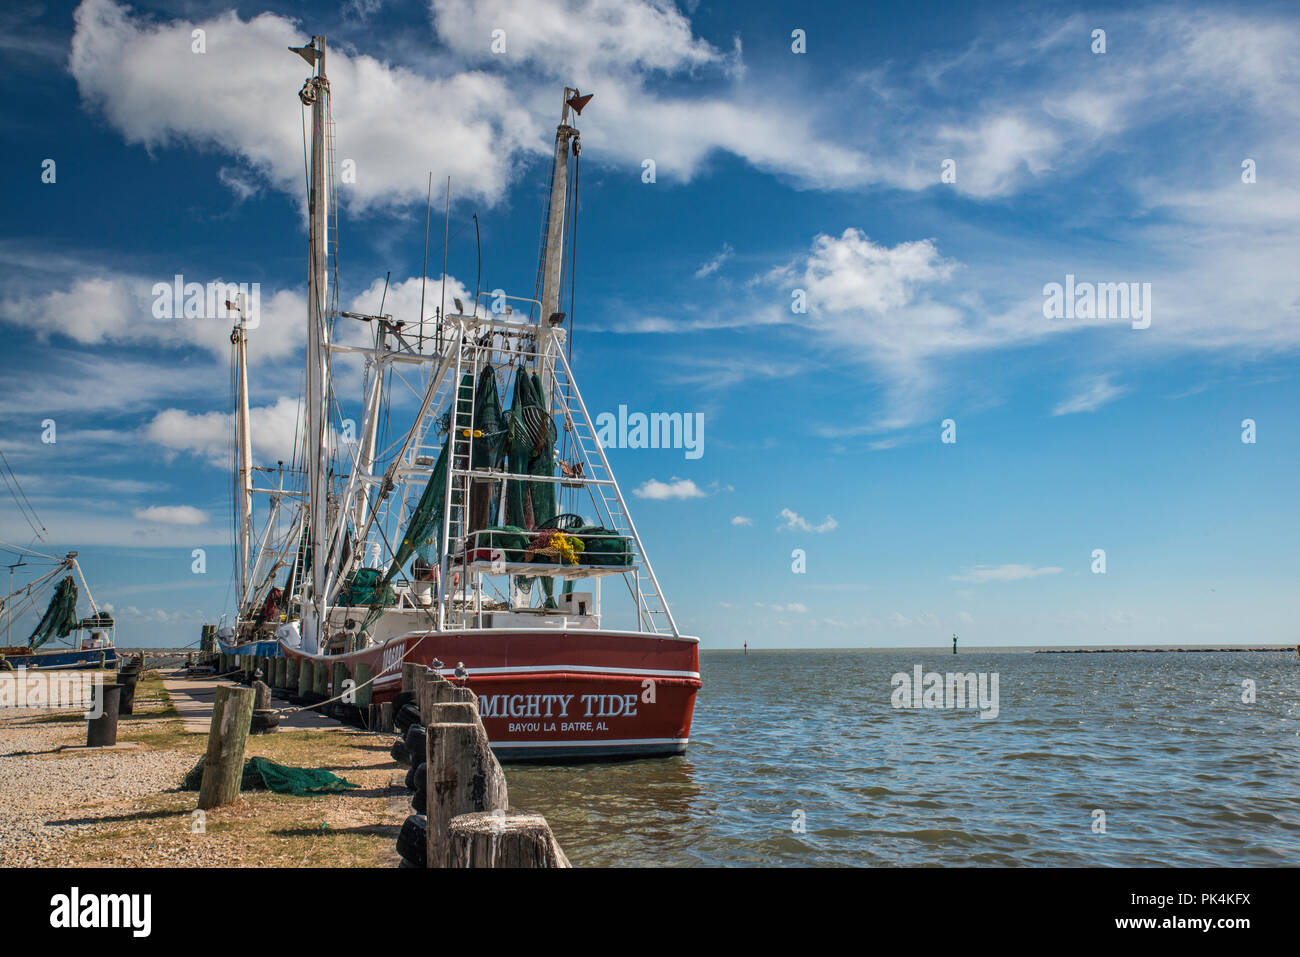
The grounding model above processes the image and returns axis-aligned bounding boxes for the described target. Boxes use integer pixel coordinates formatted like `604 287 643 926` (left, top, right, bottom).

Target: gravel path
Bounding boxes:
0 710 198 867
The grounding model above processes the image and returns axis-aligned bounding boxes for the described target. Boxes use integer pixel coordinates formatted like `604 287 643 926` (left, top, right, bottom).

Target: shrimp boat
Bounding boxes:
0 549 117 671
228 36 700 760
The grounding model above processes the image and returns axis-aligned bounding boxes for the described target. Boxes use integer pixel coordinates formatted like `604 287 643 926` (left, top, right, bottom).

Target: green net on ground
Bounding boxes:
181 755 359 796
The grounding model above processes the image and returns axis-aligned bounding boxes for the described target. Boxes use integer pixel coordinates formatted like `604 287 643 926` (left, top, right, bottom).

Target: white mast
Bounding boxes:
294 35 331 652
232 296 254 612
353 328 384 554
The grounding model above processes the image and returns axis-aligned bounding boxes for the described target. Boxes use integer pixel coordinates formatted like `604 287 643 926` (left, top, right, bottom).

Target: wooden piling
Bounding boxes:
401 662 422 693
313 658 328 697
379 701 394 732
286 656 299 692
423 675 476 711
427 702 477 725
418 669 450 724
198 684 255 810
425 720 509 868
354 663 374 708
298 659 313 698
252 680 271 711
200 624 217 656
446 813 570 868
332 661 349 705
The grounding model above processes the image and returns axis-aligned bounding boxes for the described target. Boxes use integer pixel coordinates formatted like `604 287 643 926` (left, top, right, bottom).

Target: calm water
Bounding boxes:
506 648 1300 866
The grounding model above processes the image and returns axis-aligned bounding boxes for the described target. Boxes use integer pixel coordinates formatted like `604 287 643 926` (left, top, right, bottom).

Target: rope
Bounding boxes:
273 630 432 717
0 449 49 545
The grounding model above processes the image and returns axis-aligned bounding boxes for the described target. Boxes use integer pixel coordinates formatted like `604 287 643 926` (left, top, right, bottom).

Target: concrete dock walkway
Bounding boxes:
163 673 345 733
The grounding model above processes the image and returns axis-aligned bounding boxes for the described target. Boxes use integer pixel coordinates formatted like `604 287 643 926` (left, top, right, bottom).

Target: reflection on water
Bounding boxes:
505 649 1300 866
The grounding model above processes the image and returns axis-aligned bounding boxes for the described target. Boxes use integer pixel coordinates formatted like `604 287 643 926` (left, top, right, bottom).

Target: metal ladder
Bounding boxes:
436 325 479 626
549 349 679 637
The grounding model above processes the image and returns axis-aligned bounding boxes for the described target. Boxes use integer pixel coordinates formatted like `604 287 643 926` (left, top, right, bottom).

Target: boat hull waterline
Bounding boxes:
280 630 700 761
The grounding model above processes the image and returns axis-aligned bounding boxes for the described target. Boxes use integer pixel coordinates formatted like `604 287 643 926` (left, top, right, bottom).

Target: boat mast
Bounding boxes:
293 35 331 652
353 327 384 558
232 295 254 612
537 88 588 407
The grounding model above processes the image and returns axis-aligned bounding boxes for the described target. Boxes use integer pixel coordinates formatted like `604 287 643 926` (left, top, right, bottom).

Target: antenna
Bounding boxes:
473 212 482 319
439 176 450 347
418 173 432 354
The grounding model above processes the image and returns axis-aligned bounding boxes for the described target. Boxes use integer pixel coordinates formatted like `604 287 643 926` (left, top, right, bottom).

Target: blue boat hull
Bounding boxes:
216 638 282 658
3 647 119 670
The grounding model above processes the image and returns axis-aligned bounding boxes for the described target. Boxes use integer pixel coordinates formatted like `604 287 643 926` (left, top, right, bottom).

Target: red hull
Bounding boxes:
282 630 701 761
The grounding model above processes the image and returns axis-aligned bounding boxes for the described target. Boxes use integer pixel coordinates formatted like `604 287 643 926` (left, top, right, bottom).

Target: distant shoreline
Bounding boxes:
1033 646 1295 654
705 645 1298 654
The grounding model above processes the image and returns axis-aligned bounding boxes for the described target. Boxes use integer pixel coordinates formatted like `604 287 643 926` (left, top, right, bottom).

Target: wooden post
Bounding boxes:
446 813 570 868
298 659 313 698
354 663 374 708
286 656 299 692
428 702 477 725
425 721 508 868
427 677 476 707
252 680 271 711
419 669 450 724
332 662 349 704
379 701 394 732
447 684 477 706
402 662 422 693
198 685 255 810
313 658 328 697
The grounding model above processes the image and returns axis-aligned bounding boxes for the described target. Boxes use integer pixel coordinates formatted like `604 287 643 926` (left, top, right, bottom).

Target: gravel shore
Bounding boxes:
0 675 404 868
0 710 199 867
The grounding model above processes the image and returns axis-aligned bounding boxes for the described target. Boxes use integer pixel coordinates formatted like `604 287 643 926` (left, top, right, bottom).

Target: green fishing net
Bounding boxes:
182 755 359 796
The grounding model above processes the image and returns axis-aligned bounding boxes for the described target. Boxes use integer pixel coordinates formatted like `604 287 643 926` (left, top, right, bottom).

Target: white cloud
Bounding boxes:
0 271 306 361
144 395 306 468
768 602 808 613
633 477 705 500
70 0 539 211
1052 374 1128 416
432 0 721 77
430 0 869 190
695 243 734 278
132 505 208 525
730 515 752 526
951 564 1063 584
777 508 837 534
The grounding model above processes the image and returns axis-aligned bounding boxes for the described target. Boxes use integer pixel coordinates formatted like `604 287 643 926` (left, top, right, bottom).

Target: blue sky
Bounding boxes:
0 0 1296 648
